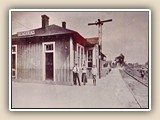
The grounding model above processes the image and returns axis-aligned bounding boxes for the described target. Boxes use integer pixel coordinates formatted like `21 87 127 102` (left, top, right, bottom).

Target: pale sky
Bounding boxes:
12 11 149 64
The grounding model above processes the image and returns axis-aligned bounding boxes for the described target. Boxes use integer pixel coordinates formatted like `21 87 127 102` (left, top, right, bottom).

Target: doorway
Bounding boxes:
43 42 55 81
45 53 53 80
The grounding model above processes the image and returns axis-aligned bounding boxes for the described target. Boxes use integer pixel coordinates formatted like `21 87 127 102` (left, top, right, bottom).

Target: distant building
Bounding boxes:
12 15 105 85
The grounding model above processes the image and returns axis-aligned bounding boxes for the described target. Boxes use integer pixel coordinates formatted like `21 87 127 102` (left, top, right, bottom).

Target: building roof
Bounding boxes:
12 24 72 39
12 23 88 46
86 37 99 47
86 37 106 60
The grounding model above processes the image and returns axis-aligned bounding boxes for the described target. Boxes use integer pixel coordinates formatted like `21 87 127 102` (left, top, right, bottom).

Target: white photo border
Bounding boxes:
9 9 151 111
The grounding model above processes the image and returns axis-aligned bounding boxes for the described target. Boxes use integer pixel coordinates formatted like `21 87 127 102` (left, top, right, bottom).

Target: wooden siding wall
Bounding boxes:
17 41 42 81
55 38 71 84
12 35 72 85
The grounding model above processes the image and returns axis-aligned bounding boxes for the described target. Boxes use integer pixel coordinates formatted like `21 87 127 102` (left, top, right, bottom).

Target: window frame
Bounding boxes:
77 43 84 68
12 45 17 79
87 48 93 68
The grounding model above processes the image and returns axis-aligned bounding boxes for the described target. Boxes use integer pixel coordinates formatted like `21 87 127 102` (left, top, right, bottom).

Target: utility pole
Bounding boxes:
88 19 112 78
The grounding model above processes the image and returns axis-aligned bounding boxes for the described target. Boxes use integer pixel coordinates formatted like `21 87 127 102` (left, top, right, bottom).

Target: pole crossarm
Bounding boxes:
88 19 112 27
88 18 112 79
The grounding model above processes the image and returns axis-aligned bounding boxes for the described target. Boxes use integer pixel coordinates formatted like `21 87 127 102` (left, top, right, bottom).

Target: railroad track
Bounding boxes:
123 68 148 87
119 69 149 108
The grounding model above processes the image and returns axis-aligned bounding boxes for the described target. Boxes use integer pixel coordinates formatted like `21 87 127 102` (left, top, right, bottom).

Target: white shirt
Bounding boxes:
72 66 79 73
82 66 87 73
92 67 97 75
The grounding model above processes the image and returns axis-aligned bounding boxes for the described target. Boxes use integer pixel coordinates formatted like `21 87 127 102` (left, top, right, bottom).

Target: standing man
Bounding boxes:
92 65 97 86
72 63 81 86
81 64 87 85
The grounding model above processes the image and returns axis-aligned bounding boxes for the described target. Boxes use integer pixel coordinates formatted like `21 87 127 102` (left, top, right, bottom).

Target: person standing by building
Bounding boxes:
72 63 81 86
92 65 97 86
81 64 87 85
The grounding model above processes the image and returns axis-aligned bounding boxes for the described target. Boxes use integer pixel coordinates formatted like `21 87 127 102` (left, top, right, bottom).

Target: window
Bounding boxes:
12 46 16 52
45 44 53 51
78 46 80 67
77 44 84 67
88 50 93 67
81 47 83 66
12 45 17 79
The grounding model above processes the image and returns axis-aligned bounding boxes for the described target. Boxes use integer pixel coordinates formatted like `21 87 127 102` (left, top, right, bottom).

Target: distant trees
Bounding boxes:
145 61 148 65
145 61 148 68
114 53 125 67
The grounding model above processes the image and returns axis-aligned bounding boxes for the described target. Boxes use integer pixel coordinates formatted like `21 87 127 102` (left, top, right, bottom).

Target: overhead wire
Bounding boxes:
12 20 31 30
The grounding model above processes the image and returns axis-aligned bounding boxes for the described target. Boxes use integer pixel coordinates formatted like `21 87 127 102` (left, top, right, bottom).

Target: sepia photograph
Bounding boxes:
9 9 151 111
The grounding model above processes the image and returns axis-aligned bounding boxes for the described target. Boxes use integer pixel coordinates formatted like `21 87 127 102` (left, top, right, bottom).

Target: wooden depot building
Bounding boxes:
12 15 106 85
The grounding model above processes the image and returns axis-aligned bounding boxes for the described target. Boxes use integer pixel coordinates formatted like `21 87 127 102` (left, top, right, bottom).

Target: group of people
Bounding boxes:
72 63 97 86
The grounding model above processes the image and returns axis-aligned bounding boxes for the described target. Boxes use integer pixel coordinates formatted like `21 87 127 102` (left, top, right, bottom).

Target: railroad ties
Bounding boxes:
123 67 148 87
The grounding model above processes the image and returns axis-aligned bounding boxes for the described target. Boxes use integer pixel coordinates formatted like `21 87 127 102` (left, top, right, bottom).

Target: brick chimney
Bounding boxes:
62 21 66 29
41 15 49 28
